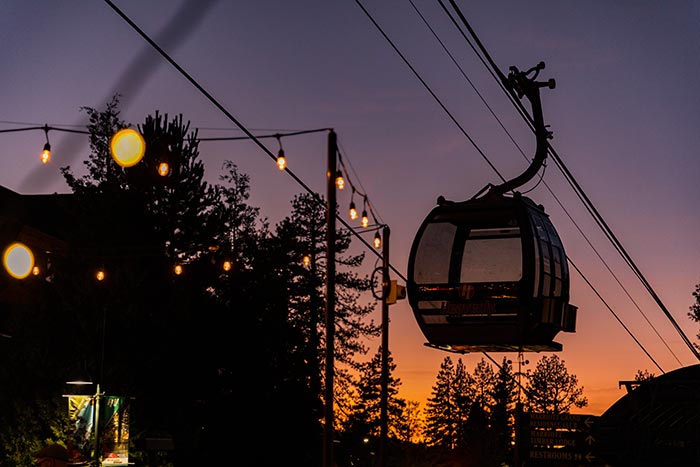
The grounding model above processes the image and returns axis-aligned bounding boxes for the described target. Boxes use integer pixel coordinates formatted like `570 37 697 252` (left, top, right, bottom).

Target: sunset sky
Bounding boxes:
1 1 699 415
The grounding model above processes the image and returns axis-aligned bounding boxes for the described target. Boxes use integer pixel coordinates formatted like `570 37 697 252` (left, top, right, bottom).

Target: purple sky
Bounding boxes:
2 0 699 414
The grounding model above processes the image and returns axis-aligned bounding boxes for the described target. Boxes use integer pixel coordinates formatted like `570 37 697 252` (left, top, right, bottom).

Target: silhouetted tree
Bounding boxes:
490 357 517 464
0 98 399 467
452 358 476 448
339 347 405 467
687 280 700 347
634 369 655 382
525 354 588 413
274 193 380 411
424 357 460 450
397 400 424 444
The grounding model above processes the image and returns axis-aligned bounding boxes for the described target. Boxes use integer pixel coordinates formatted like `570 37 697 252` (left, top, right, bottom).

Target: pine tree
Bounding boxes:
453 358 476 448
340 347 406 466
490 357 517 463
57 97 249 464
274 193 380 413
525 354 588 413
396 400 424 444
270 192 381 464
424 356 459 449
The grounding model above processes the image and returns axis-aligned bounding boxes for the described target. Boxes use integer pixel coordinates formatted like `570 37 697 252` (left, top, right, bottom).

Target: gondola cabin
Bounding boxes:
407 190 577 353
406 61 576 353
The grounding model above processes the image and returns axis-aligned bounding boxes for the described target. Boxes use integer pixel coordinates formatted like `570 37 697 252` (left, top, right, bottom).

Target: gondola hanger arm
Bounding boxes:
489 62 555 196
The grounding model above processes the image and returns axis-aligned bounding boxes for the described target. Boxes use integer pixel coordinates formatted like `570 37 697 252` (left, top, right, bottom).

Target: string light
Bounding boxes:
349 188 358 220
335 148 384 234
361 196 369 228
110 128 146 168
275 134 286 170
373 231 381 249
2 242 34 279
335 170 345 190
96 269 105 281
41 124 51 164
174 264 183 275
157 162 170 177
302 255 311 268
222 260 232 272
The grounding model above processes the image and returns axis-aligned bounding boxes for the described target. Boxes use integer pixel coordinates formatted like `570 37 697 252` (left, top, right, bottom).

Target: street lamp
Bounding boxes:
66 369 103 467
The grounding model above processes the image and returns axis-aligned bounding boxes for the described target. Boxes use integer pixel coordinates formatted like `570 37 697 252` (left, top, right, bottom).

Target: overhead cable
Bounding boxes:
428 0 682 366
444 0 700 362
102 0 405 282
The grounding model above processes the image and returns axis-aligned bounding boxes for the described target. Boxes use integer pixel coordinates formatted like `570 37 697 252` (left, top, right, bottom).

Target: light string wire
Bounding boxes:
101 0 405 281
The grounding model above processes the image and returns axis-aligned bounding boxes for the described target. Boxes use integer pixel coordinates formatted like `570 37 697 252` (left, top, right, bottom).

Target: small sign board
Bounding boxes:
518 410 604 466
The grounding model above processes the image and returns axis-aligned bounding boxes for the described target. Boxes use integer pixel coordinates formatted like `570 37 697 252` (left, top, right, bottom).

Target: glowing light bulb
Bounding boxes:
361 210 369 228
2 242 34 279
349 202 358 220
96 270 105 281
223 260 232 272
174 264 183 275
335 171 345 190
373 232 381 249
158 162 170 177
302 255 311 268
277 149 286 170
32 266 40 276
41 143 51 164
110 128 145 168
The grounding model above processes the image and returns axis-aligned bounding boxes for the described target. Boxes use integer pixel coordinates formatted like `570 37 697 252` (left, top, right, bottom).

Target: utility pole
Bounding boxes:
323 129 337 467
379 225 390 467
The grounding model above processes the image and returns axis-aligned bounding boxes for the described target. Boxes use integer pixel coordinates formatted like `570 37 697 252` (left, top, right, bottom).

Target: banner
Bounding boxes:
67 394 130 466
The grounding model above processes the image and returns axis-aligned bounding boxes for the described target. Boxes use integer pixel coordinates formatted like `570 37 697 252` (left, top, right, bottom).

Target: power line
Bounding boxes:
353 0 506 186
420 0 682 366
354 0 671 369
443 0 700 362
101 0 405 283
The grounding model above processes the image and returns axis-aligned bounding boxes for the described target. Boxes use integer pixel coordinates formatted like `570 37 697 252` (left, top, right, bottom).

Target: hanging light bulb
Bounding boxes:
349 201 358 220
110 128 146 167
335 170 345 190
41 125 51 164
222 260 232 272
302 255 311 268
349 188 358 220
96 269 105 281
361 196 369 227
373 231 382 249
174 264 183 275
275 135 286 170
276 149 286 170
41 143 51 164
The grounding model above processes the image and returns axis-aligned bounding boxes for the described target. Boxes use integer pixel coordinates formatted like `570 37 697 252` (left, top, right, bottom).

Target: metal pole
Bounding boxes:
379 225 390 467
323 130 337 467
94 383 101 467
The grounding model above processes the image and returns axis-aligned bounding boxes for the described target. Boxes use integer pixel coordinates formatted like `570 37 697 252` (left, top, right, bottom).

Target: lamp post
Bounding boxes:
68 386 102 467
67 309 106 467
